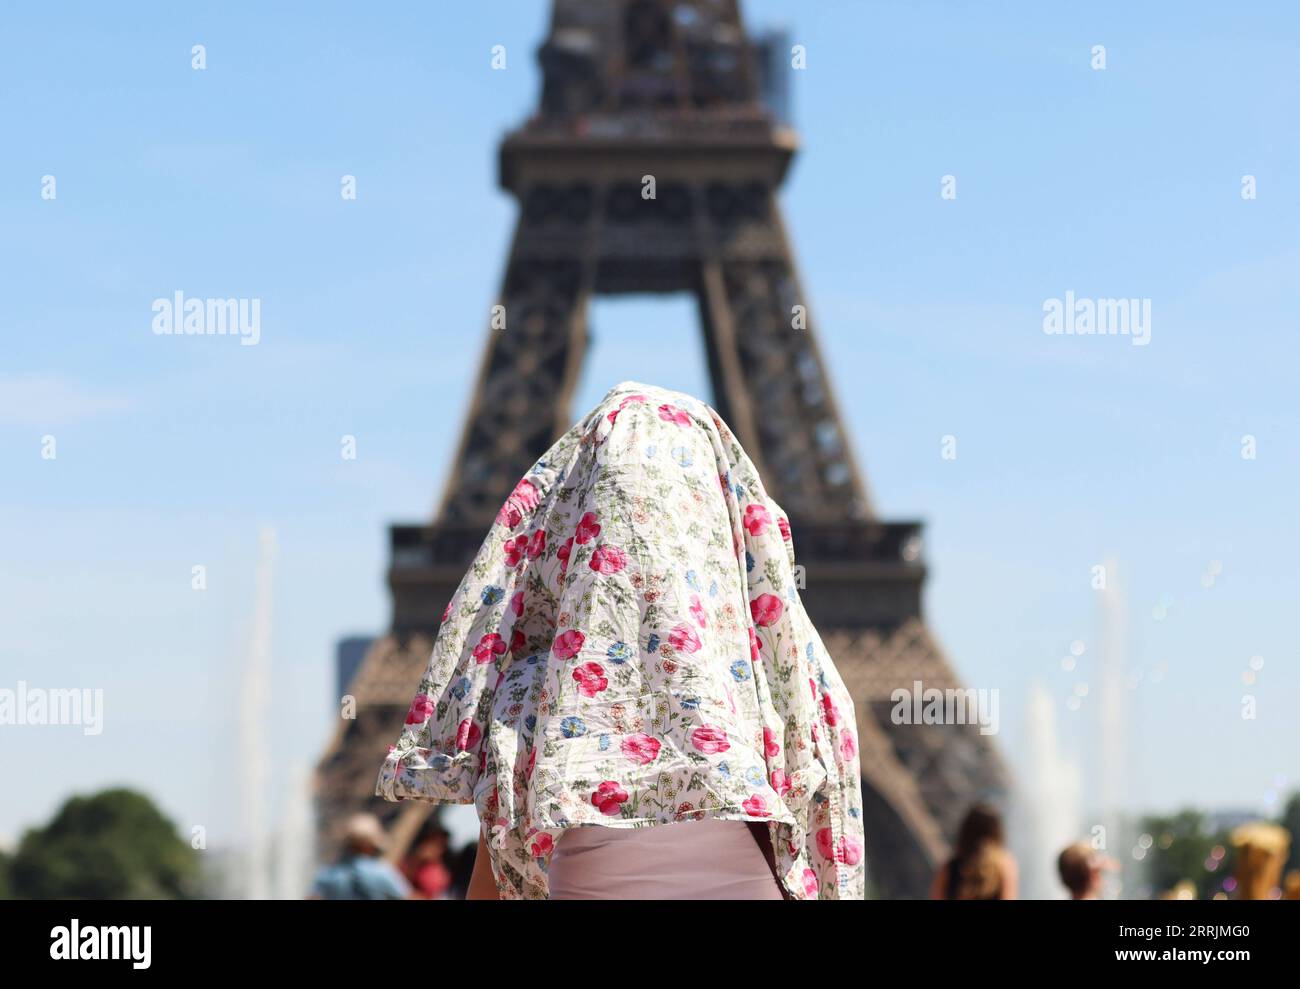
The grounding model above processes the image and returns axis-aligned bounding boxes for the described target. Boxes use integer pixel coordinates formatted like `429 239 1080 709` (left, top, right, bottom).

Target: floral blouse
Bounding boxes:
376 381 865 899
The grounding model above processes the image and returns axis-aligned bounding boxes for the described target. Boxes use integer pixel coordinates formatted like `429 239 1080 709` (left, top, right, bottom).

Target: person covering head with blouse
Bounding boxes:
376 381 866 900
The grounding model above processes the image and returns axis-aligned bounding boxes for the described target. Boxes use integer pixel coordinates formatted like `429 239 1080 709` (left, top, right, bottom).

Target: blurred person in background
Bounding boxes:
401 819 452 899
310 813 411 900
446 841 478 900
1230 821 1290 900
930 803 1018 900
1057 841 1115 900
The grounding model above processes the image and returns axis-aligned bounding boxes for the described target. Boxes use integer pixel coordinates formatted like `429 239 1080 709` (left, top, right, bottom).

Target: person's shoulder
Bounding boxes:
311 863 345 895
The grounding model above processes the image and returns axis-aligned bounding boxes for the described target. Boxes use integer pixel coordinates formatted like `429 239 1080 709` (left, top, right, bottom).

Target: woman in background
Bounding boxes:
930 803 1018 900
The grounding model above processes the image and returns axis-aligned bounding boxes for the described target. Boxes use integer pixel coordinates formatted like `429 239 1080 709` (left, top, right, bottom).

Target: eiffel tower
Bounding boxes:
315 0 1008 898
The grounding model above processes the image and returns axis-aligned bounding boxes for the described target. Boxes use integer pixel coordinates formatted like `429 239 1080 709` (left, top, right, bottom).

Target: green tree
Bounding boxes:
1140 808 1228 900
0 849 12 899
9 788 199 899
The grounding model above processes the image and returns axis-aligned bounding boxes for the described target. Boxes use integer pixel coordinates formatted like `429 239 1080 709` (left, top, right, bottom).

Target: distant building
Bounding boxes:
751 26 792 126
335 636 374 706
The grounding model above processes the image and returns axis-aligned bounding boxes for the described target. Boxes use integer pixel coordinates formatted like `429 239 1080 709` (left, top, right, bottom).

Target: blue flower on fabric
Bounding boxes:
718 761 731 779
679 696 701 711
607 641 633 665
730 660 751 682
645 444 657 458
744 767 765 788
734 482 746 500
525 714 536 733
450 677 471 700
671 446 693 468
849 807 860 819
646 633 660 653
708 580 719 598
559 717 588 738
806 642 814 661
526 653 541 665
598 734 611 751
745 551 756 572
481 585 504 606
685 570 701 591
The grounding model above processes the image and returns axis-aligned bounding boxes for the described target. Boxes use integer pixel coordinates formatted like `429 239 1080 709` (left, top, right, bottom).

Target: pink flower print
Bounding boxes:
527 530 546 560
748 627 760 661
815 827 834 861
778 516 791 540
553 629 586 660
527 747 537 779
690 724 730 754
742 794 768 817
657 403 692 427
607 394 647 424
836 836 864 866
668 623 702 654
572 662 608 697
620 733 661 766
405 694 434 725
770 769 791 797
558 536 574 574
510 628 526 654
840 729 857 761
750 593 784 627
763 726 781 757
530 832 554 857
591 781 629 816
589 544 628 574
441 599 453 624
503 533 528 567
575 512 601 545
456 718 481 751
496 478 540 528
802 869 819 897
510 591 524 616
688 593 707 628
742 502 771 536
472 633 507 665
821 691 840 727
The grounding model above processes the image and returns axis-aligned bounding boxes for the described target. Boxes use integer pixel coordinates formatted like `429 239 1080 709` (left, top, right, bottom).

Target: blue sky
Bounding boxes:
2 0 1298 861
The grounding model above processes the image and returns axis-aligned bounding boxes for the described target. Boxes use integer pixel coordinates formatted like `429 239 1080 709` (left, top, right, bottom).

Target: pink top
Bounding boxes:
546 818 786 900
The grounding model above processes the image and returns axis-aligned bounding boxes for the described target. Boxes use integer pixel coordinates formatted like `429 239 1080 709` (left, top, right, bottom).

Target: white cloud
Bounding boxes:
0 375 135 427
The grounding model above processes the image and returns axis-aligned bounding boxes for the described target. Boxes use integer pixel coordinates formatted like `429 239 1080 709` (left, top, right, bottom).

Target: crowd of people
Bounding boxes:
309 814 476 901
310 802 1296 901
927 803 1296 901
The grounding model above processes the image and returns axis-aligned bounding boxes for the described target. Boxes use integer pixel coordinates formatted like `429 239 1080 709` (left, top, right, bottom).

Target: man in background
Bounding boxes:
310 813 411 900
1057 841 1112 900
